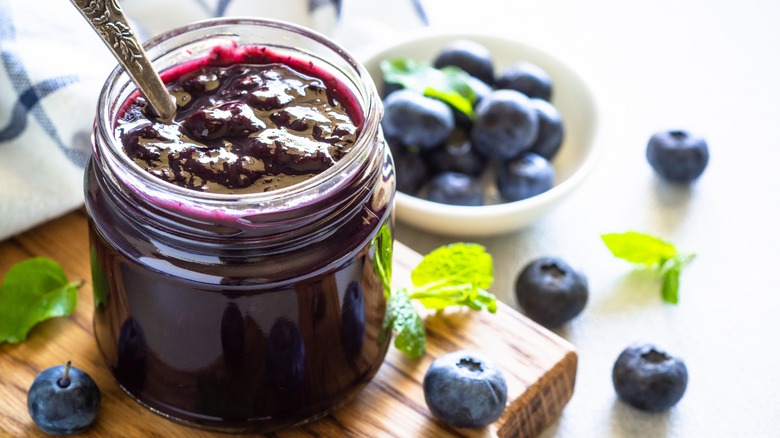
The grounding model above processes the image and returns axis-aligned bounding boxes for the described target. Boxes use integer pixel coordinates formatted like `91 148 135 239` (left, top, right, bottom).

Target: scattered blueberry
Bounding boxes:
496 153 555 202
388 138 429 195
427 172 484 206
612 343 688 412
381 89 455 150
423 350 507 428
27 361 101 435
433 40 495 85
471 90 540 159
528 98 565 160
514 256 588 327
495 61 553 101
646 129 709 183
424 129 488 177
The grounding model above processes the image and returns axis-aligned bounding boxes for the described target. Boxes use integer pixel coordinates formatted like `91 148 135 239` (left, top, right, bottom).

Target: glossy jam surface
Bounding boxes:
117 45 361 194
87 42 394 432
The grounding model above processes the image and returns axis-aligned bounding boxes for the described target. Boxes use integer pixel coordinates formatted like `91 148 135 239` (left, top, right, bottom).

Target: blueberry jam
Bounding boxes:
85 20 394 433
118 45 361 194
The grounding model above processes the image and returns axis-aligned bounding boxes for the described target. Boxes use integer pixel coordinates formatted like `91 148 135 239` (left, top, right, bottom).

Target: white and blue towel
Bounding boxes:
0 0 428 240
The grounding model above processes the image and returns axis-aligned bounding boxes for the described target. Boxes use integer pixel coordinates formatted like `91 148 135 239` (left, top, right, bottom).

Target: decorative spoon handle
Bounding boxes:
69 0 176 120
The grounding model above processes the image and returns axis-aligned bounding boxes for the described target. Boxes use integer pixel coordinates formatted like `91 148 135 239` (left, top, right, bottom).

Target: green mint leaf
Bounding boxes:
601 231 678 267
0 257 81 344
602 231 696 305
387 288 426 359
371 224 393 296
380 58 477 117
409 243 496 313
662 264 681 304
411 243 493 290
384 243 497 358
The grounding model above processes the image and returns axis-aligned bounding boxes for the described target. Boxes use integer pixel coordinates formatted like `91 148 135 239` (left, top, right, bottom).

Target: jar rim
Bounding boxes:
95 17 382 208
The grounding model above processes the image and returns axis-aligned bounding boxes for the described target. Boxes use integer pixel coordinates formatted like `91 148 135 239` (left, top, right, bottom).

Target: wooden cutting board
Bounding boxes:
0 210 576 437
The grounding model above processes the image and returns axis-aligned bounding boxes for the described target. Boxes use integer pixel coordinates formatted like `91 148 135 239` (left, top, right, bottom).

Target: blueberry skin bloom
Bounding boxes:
28 363 101 435
514 256 588 327
433 39 495 85
381 89 455 150
427 172 484 206
497 153 555 202
646 129 709 183
612 343 688 412
495 61 553 101
472 90 540 159
423 350 508 428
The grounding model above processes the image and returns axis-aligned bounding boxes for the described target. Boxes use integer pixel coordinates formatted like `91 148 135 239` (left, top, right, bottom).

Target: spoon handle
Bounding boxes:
70 0 176 120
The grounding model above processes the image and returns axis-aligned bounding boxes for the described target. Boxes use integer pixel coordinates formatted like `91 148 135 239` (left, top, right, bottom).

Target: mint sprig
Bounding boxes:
380 58 478 118
0 257 82 343
382 243 496 359
601 231 695 304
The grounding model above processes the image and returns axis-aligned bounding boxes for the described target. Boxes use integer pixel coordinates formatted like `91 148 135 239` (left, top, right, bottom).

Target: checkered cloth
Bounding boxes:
0 0 427 240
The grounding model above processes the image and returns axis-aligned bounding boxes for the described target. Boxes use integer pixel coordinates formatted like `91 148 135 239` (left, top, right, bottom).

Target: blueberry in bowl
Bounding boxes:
433 39 495 85
497 153 555 202
360 30 598 236
495 61 554 101
471 89 540 159
381 89 455 150
426 172 484 206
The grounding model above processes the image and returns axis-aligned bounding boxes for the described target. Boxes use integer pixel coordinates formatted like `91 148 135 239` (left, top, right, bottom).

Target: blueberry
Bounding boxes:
433 40 495 85
381 80 403 99
497 153 555 202
27 361 101 435
612 343 688 412
471 90 539 159
427 172 484 206
381 89 455 150
423 350 507 428
388 138 429 195
646 129 709 183
514 256 588 327
495 62 553 101
424 129 488 177
528 99 565 160
450 76 493 129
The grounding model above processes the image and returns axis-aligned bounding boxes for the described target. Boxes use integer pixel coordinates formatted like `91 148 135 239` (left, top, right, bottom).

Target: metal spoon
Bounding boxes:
69 0 176 120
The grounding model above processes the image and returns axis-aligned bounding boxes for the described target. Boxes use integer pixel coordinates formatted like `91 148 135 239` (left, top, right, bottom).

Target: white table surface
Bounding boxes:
337 0 780 436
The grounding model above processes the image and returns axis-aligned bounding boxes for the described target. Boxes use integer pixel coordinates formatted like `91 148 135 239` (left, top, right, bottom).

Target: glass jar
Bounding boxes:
84 18 394 433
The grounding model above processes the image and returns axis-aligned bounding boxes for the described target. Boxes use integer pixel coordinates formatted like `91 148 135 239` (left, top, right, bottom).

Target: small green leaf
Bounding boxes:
602 231 696 305
662 265 681 304
371 224 393 296
387 288 426 359
411 243 493 291
601 232 678 267
0 258 81 344
380 58 477 117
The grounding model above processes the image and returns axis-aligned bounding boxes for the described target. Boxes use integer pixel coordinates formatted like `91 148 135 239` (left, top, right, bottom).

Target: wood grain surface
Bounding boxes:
0 210 576 437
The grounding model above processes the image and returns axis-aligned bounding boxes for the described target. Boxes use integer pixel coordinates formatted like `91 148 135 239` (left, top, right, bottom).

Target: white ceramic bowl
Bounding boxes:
358 30 599 237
